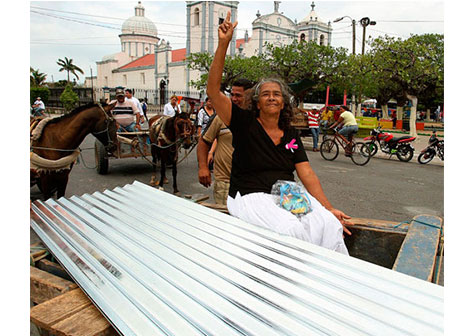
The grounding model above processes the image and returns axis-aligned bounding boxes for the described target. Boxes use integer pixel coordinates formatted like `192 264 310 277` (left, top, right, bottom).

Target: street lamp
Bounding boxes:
359 17 376 55
333 16 356 55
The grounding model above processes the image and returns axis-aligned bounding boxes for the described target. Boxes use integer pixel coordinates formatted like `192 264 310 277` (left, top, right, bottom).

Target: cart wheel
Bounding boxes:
95 139 109 175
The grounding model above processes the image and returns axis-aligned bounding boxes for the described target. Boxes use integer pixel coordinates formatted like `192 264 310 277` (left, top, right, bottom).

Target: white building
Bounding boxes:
95 1 333 103
240 1 332 56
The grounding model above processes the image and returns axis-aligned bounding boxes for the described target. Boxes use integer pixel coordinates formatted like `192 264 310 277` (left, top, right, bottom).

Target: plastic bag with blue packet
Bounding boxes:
271 180 312 217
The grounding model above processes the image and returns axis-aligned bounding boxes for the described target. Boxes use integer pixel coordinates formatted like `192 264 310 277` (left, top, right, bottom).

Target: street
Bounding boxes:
31 133 444 224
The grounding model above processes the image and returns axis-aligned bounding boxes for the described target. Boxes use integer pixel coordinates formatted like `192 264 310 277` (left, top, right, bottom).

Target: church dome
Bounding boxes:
121 2 157 37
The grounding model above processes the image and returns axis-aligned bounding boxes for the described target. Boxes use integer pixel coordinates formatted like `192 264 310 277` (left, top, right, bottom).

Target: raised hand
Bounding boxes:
218 11 238 44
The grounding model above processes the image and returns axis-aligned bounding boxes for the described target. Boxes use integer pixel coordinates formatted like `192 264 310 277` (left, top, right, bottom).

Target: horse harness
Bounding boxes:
30 118 80 173
91 103 117 151
150 116 192 150
30 103 116 172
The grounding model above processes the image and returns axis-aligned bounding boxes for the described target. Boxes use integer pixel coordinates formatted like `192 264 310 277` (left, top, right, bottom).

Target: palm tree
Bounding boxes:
30 67 47 87
56 57 84 83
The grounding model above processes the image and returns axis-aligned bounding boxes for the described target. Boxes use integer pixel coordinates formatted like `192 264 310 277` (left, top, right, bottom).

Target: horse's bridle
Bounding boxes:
174 117 193 139
92 103 117 151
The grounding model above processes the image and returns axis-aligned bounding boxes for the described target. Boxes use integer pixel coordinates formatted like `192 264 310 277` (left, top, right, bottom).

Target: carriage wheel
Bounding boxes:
95 139 109 175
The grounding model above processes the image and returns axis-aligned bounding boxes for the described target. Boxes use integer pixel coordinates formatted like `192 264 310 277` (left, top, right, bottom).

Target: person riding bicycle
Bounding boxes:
31 97 46 117
329 106 358 156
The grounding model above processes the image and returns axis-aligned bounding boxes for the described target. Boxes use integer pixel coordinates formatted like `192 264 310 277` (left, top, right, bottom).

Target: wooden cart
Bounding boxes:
94 131 152 175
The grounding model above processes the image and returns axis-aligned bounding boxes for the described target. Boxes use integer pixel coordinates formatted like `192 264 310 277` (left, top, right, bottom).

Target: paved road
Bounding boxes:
31 133 444 223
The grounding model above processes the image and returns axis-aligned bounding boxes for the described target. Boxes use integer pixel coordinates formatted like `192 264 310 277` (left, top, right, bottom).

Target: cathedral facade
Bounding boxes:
94 1 333 102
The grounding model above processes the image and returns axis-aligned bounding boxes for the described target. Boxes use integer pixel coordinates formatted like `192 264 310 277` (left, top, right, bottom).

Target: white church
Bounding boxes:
93 1 333 104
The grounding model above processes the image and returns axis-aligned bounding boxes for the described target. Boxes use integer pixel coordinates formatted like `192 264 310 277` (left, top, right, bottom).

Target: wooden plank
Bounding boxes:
350 217 409 233
31 288 118 336
30 266 78 304
50 304 118 336
392 215 443 282
37 259 73 282
31 288 91 330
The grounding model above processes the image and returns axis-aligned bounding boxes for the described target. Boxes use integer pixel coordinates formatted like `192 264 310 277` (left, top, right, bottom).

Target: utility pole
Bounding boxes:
333 16 357 111
154 44 159 105
90 67 94 102
359 17 376 55
351 19 356 55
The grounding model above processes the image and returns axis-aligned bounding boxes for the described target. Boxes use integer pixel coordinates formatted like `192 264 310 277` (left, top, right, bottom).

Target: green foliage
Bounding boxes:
368 34 444 97
53 80 69 88
30 87 50 105
30 67 47 87
60 84 79 113
187 52 267 91
262 40 348 91
57 57 84 83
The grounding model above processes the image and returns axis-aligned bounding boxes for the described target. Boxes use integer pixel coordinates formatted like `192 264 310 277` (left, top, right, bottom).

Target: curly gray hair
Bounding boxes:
250 78 293 130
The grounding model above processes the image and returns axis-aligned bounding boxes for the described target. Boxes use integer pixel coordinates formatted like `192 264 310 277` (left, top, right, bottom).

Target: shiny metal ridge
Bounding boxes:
31 181 443 336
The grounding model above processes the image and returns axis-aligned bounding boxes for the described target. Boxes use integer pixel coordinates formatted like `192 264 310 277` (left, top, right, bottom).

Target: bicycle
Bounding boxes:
319 127 371 166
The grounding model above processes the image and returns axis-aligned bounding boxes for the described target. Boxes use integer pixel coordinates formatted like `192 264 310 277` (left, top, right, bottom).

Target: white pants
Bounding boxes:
227 192 349 255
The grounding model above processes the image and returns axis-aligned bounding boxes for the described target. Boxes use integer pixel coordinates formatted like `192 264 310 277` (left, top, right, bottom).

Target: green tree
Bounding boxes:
187 52 267 91
57 57 84 83
368 34 444 136
262 40 348 100
60 83 79 113
30 87 50 105
30 67 47 87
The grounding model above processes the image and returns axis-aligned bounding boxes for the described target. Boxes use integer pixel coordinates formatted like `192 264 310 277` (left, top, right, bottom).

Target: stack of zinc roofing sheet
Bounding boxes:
30 181 443 336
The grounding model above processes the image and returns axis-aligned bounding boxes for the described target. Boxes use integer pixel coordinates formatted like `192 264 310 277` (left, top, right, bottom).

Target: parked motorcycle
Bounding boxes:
364 126 416 162
418 131 444 164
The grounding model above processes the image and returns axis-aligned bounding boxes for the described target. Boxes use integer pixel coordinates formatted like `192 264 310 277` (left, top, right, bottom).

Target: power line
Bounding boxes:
31 10 121 30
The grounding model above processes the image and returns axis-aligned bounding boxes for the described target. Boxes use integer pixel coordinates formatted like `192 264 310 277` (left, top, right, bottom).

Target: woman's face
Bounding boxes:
256 82 284 115
171 97 177 105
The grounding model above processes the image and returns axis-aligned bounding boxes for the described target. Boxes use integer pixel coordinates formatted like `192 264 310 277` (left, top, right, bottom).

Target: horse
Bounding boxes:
148 112 194 194
30 102 118 200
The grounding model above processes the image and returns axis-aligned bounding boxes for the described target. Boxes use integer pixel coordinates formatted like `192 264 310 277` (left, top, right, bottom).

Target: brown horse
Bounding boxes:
149 112 194 194
30 102 118 200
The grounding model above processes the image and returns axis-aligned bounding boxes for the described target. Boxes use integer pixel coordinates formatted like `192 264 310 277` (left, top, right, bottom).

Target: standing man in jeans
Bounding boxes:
306 107 321 152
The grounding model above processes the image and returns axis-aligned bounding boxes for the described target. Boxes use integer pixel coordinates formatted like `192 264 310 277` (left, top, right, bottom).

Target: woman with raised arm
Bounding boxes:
207 12 352 254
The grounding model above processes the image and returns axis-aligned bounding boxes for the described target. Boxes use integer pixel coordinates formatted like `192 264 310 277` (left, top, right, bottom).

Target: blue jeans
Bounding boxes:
338 125 358 139
310 127 320 149
118 122 137 132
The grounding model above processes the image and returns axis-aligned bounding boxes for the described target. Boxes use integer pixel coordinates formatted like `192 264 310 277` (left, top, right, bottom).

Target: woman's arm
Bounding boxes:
295 161 333 210
295 161 353 234
206 11 237 126
329 116 343 129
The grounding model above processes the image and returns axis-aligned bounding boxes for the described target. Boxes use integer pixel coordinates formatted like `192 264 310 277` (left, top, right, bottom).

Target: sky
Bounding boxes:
30 0 444 83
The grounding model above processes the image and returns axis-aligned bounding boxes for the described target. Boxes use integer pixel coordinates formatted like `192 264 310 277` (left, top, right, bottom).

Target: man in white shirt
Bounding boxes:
125 89 144 123
32 97 46 116
111 88 141 132
163 95 181 117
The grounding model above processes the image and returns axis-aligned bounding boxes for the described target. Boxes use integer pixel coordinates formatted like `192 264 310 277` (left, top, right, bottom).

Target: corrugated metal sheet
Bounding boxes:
30 181 443 336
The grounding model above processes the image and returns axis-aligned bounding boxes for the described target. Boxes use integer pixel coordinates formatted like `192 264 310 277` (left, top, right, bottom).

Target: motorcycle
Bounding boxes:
364 126 416 162
418 131 444 164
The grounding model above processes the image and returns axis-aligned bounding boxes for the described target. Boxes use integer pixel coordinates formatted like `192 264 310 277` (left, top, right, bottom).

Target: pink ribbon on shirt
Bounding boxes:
285 139 298 153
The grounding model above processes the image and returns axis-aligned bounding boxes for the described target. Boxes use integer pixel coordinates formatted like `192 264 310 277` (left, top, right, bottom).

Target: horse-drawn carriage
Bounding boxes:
30 102 195 200
94 130 152 175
